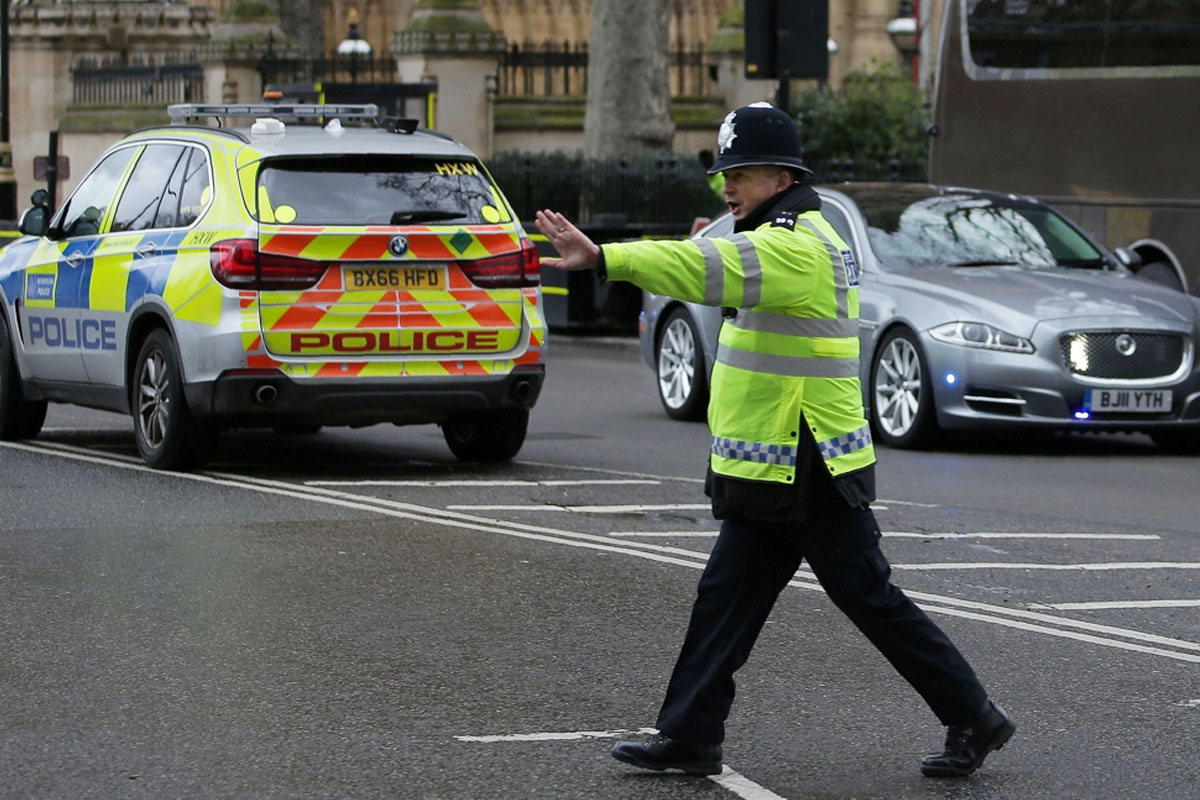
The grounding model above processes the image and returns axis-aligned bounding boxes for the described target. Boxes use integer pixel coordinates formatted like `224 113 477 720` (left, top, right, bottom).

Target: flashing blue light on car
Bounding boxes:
944 372 958 385
1074 410 1090 420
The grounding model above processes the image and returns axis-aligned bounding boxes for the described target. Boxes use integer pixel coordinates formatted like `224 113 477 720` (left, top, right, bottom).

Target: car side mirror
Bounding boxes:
1114 246 1142 270
18 205 48 237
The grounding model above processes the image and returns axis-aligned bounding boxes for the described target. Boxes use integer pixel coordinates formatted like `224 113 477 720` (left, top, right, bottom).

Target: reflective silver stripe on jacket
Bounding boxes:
729 309 859 339
730 233 762 307
711 436 799 467
696 237 725 305
798 219 851 319
716 342 860 378
816 424 873 461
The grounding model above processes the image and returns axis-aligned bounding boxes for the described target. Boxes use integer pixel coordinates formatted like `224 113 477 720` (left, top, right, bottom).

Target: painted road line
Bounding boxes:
891 561 1200 571
304 479 659 487
8 440 1199 665
1030 599 1200 611
884 532 1162 540
455 729 786 800
456 727 656 743
517 458 705 484
711 765 790 800
445 503 712 513
610 531 720 537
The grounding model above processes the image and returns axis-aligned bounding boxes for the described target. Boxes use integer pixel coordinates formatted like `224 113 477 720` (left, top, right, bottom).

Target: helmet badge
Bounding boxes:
717 110 738 154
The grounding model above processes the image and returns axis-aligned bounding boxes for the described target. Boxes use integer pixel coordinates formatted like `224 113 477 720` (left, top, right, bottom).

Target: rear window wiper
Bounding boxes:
389 209 467 224
947 259 1023 267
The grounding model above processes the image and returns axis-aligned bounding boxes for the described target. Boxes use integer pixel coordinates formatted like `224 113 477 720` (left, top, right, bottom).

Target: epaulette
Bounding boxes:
769 211 798 230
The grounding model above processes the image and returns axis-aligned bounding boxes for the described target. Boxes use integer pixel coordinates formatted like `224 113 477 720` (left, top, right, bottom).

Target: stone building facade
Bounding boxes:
4 0 936 205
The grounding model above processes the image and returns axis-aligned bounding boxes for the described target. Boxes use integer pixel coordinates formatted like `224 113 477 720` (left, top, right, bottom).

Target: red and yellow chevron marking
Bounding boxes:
258 224 522 262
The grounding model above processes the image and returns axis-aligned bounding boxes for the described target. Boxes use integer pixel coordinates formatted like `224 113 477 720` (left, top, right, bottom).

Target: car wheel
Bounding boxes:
132 329 217 470
1135 262 1184 292
0 313 48 439
870 328 941 449
441 409 528 462
656 308 708 421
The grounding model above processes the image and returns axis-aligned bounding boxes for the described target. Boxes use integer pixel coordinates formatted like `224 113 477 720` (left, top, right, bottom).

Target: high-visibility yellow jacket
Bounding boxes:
602 208 875 486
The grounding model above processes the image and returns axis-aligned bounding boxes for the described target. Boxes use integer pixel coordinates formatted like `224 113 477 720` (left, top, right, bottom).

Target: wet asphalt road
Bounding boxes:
2 337 1198 800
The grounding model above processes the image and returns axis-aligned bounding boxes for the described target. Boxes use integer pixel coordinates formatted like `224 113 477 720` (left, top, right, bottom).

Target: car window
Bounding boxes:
858 195 1105 270
254 156 505 225
153 148 189 228
56 146 138 238
112 144 186 233
821 204 857 257
177 149 211 227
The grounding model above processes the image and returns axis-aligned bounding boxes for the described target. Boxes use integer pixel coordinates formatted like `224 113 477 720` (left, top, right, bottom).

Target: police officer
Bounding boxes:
534 102 1015 779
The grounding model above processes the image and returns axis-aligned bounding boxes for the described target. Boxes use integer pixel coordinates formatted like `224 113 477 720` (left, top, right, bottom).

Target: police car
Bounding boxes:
0 103 546 469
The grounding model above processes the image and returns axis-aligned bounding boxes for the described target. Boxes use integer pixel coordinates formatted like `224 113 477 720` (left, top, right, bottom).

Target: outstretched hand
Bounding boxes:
534 209 601 271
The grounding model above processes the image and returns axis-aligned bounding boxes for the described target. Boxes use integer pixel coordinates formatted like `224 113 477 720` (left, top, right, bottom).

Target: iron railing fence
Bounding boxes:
71 57 204 107
258 56 399 87
489 153 929 228
499 41 714 97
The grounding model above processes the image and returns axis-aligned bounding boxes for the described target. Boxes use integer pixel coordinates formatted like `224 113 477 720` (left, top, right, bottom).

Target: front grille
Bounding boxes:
1059 332 1186 379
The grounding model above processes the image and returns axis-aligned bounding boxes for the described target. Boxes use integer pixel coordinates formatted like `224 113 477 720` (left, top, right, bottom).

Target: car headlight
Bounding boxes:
928 321 1035 353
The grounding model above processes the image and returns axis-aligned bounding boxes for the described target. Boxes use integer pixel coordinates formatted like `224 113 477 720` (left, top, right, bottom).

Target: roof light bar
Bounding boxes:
168 103 380 123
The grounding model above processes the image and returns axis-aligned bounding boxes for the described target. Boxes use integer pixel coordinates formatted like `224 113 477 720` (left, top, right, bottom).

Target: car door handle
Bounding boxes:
64 252 85 268
136 243 158 258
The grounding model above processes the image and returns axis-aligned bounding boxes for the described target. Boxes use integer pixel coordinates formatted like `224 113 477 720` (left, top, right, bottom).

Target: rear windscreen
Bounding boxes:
255 156 509 226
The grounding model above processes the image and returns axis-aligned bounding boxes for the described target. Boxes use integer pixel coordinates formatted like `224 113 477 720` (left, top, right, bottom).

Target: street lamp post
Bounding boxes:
887 1 920 85
336 9 372 84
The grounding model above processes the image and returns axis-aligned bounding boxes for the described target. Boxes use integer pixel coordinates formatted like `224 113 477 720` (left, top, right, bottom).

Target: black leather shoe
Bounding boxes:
921 699 1016 777
611 732 722 776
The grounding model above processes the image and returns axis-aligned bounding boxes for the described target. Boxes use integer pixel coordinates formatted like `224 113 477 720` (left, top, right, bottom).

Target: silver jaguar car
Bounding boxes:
638 183 1200 451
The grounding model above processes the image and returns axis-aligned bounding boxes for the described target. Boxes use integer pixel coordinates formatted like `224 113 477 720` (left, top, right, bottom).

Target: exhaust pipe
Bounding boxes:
253 383 278 405
511 378 533 401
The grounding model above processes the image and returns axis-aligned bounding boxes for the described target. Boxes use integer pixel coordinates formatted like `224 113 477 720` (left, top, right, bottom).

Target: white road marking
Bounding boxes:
456 728 785 800
455 727 655 743
7 440 1199 665
304 479 659 487
517 458 704 484
884 532 1162 540
1177 699 1200 708
893 561 1200 571
612 531 1162 541
611 531 720 537
1030 599 1200 611
446 503 711 513
710 765 790 800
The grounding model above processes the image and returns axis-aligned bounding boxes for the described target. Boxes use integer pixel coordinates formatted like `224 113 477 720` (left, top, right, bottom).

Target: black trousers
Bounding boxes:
655 505 989 744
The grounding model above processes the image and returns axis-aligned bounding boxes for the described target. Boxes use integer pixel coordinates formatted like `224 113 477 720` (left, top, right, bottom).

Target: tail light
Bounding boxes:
210 238 327 290
456 238 540 288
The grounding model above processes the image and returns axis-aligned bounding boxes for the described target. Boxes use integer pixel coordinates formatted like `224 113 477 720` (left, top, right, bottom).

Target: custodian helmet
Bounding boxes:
707 102 813 177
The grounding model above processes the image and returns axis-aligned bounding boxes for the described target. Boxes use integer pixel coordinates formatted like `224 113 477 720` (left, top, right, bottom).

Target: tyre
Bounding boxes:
0 313 48 439
656 308 708 421
870 328 941 449
1135 262 1184 293
441 409 528 462
131 329 217 470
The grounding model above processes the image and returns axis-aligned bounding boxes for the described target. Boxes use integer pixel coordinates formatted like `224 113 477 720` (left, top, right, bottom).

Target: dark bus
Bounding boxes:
929 0 1200 295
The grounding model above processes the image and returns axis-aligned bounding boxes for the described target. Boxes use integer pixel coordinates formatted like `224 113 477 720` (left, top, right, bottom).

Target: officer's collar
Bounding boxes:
734 183 821 233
